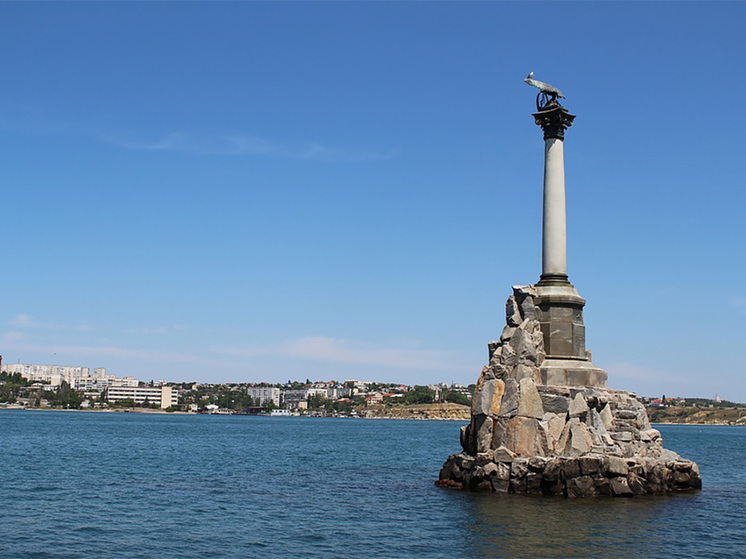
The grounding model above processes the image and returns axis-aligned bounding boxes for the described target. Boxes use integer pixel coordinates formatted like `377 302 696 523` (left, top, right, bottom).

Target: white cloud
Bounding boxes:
108 132 399 162
210 336 467 372
1 331 27 343
603 361 705 398
9 314 35 328
0 338 222 368
124 324 187 336
110 132 278 156
8 314 91 332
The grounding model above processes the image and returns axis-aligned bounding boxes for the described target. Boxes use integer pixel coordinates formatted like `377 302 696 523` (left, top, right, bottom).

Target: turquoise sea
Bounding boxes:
1 410 744 558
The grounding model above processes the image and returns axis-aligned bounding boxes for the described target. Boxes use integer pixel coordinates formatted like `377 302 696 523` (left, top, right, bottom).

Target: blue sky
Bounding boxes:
1 2 744 400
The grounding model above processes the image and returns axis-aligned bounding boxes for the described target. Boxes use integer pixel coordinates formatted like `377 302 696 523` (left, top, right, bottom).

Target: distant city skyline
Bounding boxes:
1 2 744 400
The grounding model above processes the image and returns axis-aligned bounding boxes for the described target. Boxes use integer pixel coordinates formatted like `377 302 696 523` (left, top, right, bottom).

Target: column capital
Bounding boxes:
533 104 575 141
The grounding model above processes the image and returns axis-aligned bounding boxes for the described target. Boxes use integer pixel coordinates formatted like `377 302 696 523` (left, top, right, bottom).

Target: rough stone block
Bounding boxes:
498 379 519 418
499 344 517 368
640 428 660 443
511 458 529 479
540 393 569 415
603 456 628 477
439 460 454 481
562 459 581 480
490 379 506 416
504 416 549 457
518 378 544 419
611 431 633 443
460 425 470 453
500 326 516 342
526 472 543 494
513 285 538 312
472 378 497 416
543 458 562 481
495 462 512 480
569 393 589 419
566 421 594 456
541 412 566 451
475 452 493 467
493 446 517 463
519 296 540 322
457 454 474 470
510 327 538 365
579 456 602 476
491 417 509 449
599 404 614 430
475 415 494 454
506 296 522 327
489 346 502 366
488 341 500 362
615 409 637 420
610 477 634 497
593 475 611 496
589 408 607 434
628 473 648 495
509 478 527 494
482 462 498 477
567 476 596 498
513 364 536 382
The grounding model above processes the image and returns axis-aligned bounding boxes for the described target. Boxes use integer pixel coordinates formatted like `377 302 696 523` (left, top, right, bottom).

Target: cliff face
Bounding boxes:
365 403 470 421
437 285 701 497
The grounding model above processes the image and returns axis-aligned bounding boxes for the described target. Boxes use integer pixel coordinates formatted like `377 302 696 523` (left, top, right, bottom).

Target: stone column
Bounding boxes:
531 103 607 388
533 105 575 285
542 138 567 281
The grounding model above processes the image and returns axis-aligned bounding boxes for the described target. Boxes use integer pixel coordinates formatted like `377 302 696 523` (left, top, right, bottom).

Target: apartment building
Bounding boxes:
106 385 178 409
246 386 281 407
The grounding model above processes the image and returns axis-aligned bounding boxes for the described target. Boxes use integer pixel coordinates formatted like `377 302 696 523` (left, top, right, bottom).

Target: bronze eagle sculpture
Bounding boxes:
523 72 566 99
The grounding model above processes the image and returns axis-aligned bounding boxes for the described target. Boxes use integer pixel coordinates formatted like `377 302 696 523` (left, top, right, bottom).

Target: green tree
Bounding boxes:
307 393 326 410
444 391 470 406
112 398 136 408
403 385 436 405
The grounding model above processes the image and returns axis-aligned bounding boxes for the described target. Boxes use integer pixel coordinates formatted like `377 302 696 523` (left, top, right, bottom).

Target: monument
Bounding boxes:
436 75 701 497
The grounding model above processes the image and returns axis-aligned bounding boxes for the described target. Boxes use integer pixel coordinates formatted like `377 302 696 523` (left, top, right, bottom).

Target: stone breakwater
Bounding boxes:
437 285 701 497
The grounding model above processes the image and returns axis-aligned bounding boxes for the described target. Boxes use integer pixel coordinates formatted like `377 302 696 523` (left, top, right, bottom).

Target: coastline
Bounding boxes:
2 405 744 425
0 406 190 415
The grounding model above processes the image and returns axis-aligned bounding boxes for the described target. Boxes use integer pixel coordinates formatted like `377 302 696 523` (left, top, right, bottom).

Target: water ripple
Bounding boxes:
1 411 743 558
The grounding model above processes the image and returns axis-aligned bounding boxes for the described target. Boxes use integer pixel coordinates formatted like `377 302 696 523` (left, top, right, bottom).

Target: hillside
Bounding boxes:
646 405 746 425
364 402 470 421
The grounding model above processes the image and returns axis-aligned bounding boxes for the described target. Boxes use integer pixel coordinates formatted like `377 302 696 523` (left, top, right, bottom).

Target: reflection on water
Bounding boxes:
462 491 696 558
452 425 746 559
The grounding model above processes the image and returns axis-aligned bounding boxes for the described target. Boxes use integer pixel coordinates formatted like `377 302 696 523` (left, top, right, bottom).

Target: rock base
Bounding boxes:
437 452 701 497
437 284 701 497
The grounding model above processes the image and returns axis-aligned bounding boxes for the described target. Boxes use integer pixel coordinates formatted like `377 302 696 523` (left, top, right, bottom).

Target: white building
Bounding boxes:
4 363 90 387
282 387 329 410
106 386 178 409
4 363 141 392
246 386 281 407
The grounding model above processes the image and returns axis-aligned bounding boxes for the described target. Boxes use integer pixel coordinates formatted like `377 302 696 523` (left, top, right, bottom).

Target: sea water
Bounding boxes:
0 410 744 558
